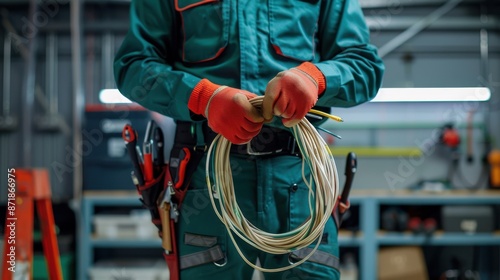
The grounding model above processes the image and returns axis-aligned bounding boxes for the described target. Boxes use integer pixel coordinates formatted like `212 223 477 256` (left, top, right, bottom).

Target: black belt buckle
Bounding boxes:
243 127 299 157
246 140 283 156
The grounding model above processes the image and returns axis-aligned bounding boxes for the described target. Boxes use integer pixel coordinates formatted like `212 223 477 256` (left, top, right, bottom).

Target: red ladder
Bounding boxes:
2 169 63 280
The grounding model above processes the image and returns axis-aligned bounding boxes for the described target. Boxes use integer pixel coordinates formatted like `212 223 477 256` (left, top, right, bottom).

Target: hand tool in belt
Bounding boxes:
154 126 165 171
158 181 179 252
143 120 156 182
334 152 357 227
122 124 145 186
123 121 183 279
172 147 191 189
157 176 181 280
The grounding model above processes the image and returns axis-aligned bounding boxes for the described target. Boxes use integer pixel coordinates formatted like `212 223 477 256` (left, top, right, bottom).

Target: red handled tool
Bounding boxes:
143 143 154 182
122 124 145 186
143 120 155 182
174 147 191 189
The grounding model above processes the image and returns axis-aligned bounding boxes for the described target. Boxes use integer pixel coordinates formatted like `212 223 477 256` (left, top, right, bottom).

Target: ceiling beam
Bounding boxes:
377 0 463 58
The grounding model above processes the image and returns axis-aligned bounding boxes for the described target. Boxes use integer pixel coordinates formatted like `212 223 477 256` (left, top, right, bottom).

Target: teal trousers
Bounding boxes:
177 154 340 280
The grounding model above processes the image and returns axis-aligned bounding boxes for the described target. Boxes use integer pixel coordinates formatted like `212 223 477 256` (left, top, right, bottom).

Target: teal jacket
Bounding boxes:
114 0 385 122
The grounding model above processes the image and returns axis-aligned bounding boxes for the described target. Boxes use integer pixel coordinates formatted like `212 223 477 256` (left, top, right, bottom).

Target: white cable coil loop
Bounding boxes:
205 96 340 272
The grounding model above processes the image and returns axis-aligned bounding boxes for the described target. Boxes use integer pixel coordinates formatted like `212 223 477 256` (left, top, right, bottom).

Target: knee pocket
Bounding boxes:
178 189 228 270
285 219 340 279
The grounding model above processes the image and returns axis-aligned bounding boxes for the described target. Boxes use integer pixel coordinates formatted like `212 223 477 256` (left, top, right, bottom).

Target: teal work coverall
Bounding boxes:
114 0 384 279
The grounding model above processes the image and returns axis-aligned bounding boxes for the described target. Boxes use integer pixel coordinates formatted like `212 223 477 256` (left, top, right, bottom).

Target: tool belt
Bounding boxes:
122 121 202 280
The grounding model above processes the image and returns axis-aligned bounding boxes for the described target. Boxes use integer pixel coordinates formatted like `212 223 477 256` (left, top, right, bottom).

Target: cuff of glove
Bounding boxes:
296 62 326 95
188 79 221 116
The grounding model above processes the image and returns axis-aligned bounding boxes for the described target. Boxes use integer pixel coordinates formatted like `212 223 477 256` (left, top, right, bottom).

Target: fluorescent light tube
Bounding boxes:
371 87 491 102
99 89 132 104
99 87 491 104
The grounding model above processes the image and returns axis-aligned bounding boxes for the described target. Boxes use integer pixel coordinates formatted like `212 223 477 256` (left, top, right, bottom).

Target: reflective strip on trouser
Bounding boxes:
184 233 218 248
289 247 340 270
180 245 225 270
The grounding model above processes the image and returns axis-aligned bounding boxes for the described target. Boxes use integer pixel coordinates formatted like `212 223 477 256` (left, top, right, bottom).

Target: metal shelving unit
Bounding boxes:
77 192 163 280
77 190 500 280
377 232 500 246
357 190 500 280
90 239 162 248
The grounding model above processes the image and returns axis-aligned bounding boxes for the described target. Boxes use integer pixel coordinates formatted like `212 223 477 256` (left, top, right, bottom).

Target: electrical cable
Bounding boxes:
205 96 342 273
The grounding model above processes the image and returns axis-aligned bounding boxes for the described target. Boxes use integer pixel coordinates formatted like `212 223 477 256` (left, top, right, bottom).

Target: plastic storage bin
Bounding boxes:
93 214 158 239
89 260 169 280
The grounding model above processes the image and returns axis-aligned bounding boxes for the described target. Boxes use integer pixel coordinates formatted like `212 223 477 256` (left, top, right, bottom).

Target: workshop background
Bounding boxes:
0 0 499 279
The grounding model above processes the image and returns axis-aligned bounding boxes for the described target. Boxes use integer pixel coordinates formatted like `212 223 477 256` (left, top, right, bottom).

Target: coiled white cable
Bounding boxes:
205 96 341 273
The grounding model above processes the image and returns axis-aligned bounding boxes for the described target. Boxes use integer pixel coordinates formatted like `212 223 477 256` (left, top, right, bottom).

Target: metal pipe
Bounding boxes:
365 16 500 31
71 0 84 200
110 34 115 87
28 16 500 33
480 28 489 84
49 33 59 198
71 2 85 279
479 6 493 162
46 33 54 113
53 37 59 114
360 0 480 8
21 0 38 167
102 32 113 89
3 32 11 116
378 0 463 58
46 32 59 114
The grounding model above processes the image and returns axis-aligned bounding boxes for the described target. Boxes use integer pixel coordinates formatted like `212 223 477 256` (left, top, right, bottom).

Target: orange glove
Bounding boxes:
262 62 326 127
188 79 264 144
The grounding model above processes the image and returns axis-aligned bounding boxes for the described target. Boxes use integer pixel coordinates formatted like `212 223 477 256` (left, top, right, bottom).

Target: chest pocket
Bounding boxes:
175 0 229 63
269 0 321 61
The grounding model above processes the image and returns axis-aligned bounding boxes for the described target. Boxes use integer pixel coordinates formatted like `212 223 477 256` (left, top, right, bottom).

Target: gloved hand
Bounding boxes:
188 79 264 144
262 62 326 127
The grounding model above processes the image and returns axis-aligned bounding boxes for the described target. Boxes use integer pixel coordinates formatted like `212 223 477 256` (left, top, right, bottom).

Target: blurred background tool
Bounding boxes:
489 150 500 189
